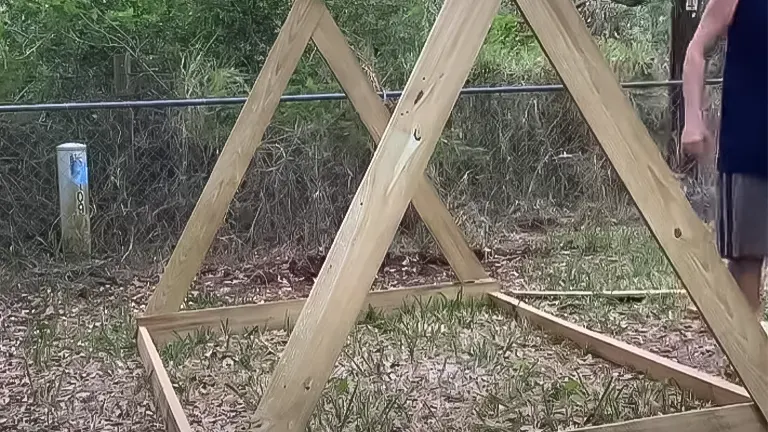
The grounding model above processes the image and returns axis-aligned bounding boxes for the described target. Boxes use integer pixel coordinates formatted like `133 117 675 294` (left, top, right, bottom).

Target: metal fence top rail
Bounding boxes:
0 78 723 114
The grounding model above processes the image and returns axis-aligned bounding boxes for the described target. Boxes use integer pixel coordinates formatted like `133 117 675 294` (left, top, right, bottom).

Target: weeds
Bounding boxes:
2 220 743 430
154 295 706 431
1 0 721 267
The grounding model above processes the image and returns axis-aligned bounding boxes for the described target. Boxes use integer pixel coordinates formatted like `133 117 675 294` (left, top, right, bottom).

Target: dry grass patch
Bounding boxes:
159 296 708 431
510 223 761 386
1 285 163 431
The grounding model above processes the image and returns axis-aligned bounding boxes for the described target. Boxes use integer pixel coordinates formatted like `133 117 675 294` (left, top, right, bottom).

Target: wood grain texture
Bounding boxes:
490 293 751 406
514 0 768 418
570 403 766 432
506 289 685 298
310 9 488 281
144 0 325 315
248 1 500 430
136 327 192 432
141 279 499 347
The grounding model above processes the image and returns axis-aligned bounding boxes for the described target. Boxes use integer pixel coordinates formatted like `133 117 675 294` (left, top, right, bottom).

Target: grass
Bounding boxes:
0 221 752 431
507 223 765 387
508 224 693 343
159 295 706 431
0 1 735 427
1 287 162 430
515 224 679 294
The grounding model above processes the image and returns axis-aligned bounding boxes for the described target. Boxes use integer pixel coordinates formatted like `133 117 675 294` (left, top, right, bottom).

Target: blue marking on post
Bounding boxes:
69 153 88 186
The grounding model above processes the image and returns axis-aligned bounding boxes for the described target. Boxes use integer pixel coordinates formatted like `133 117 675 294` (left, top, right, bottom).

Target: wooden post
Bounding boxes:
248 1 500 430
310 9 490 281
56 142 91 259
144 0 326 315
515 0 768 419
144 0 495 318
668 0 702 173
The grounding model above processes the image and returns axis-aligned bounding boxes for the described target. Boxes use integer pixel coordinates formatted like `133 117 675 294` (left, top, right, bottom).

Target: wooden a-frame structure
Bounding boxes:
135 0 768 430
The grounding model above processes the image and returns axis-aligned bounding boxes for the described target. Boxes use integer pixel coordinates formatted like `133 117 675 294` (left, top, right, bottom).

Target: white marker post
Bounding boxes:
56 143 91 259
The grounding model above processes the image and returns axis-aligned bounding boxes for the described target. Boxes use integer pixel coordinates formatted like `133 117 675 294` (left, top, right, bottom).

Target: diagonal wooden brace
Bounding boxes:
247 1 500 430
310 7 489 282
144 0 491 317
145 0 327 315
515 0 768 419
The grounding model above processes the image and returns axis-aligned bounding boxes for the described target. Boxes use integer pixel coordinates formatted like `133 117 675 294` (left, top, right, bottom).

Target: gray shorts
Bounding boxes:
716 172 768 259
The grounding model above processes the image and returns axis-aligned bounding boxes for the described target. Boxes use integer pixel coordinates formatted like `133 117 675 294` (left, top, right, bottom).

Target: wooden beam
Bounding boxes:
515 0 768 418
506 289 685 299
140 279 499 346
310 9 489 281
570 403 766 432
144 0 325 315
136 327 192 432
489 292 750 405
248 1 500 430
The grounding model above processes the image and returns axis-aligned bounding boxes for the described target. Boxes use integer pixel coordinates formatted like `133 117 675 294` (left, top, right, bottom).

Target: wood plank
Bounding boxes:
141 279 499 346
136 327 192 432
310 9 488 281
515 0 768 417
489 292 751 405
506 289 685 298
144 0 325 315
248 1 500 430
570 403 766 432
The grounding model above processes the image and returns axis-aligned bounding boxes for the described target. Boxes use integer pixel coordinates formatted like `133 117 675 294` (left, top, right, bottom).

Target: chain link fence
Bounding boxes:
0 73 723 264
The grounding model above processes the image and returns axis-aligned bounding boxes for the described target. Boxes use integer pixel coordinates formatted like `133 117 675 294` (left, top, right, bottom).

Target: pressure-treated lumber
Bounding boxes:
490 293 750 405
311 10 489 281
144 0 325 315
515 0 768 418
146 0 492 317
136 327 192 432
571 403 766 432
248 2 500 430
506 289 685 299
141 279 498 346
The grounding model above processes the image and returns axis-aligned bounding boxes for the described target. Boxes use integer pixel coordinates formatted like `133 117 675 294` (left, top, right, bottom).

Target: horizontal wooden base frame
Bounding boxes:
507 289 685 299
137 327 192 432
139 279 499 346
489 292 750 405
571 403 766 432
136 286 765 430
136 280 496 429
135 0 767 428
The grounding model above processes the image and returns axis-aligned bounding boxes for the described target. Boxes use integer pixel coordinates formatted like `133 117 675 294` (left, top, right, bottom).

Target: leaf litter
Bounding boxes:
0 227 742 431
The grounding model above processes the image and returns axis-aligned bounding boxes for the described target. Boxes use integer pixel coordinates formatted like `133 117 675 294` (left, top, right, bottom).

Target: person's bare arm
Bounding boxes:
683 0 739 126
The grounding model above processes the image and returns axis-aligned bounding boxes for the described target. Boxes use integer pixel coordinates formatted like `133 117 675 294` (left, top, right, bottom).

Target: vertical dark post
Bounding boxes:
113 53 131 96
668 0 702 173
113 53 135 165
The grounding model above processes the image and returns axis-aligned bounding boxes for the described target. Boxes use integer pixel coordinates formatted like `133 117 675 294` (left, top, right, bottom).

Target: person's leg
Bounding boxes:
717 172 768 320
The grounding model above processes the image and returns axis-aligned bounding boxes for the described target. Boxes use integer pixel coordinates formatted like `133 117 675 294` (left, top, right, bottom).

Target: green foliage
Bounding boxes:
487 13 535 47
474 13 550 83
0 0 289 101
0 0 674 103
0 0 692 257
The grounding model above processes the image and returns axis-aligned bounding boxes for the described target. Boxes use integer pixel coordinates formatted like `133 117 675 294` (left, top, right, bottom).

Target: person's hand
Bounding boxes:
681 117 713 161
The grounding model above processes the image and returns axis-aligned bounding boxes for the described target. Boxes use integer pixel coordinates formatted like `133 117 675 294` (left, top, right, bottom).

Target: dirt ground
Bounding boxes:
0 225 749 431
